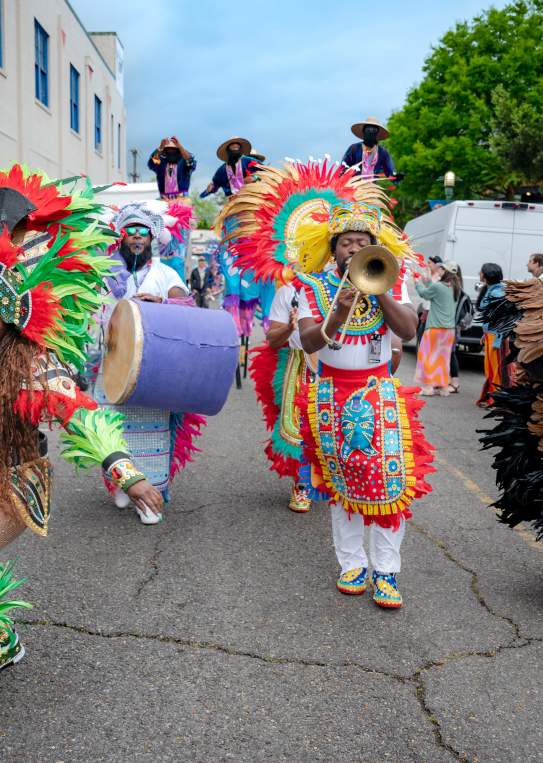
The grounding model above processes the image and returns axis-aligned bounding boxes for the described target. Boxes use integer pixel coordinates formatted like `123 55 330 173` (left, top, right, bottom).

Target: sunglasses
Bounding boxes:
125 226 149 236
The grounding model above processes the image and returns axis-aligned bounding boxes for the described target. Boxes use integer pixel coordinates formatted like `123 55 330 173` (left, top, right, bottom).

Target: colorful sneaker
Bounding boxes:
288 484 311 513
0 627 25 671
372 572 402 609
336 566 368 595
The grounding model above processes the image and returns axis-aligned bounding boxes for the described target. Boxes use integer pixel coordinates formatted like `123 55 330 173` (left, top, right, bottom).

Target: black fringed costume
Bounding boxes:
479 278 543 539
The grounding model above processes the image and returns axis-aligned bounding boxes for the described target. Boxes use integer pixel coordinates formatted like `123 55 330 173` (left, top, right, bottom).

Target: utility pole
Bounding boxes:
129 148 140 183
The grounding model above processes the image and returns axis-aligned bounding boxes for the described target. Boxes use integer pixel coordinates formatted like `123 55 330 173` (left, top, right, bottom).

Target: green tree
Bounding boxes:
387 0 543 222
189 190 225 229
490 83 543 194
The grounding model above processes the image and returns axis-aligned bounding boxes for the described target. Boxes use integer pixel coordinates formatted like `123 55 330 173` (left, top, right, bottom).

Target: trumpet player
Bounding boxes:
296 201 434 609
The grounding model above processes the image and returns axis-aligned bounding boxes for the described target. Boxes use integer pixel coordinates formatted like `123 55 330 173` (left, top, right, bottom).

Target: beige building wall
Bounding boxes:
0 0 126 183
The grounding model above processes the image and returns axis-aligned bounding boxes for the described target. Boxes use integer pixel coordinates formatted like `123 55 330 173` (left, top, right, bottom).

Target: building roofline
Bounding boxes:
64 0 122 78
88 31 125 50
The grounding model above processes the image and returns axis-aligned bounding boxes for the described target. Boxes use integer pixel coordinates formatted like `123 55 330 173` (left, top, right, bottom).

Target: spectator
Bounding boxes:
414 261 459 396
190 256 213 307
416 255 443 347
448 263 474 393
205 261 225 309
527 253 543 280
476 263 513 407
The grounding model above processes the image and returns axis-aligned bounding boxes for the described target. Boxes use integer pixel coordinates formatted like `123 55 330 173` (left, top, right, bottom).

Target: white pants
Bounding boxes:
330 501 406 575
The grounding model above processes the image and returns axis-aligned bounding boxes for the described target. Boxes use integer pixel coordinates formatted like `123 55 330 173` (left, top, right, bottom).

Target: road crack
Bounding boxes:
410 521 521 641
135 502 220 596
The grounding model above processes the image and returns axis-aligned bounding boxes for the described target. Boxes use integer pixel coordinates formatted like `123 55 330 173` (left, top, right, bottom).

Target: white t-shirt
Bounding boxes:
124 259 188 299
297 279 410 371
269 284 304 351
103 258 188 323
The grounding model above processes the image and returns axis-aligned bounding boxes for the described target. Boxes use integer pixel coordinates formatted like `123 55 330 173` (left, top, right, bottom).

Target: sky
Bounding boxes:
71 0 510 191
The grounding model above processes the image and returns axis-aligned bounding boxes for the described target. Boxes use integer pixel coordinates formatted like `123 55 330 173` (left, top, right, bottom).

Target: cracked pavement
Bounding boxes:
2 346 542 762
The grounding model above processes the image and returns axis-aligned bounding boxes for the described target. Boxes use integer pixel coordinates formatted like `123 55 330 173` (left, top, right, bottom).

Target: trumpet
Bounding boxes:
321 245 400 350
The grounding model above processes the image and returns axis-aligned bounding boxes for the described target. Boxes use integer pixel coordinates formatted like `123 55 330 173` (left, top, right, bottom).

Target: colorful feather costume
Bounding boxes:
480 278 543 538
220 161 423 514
220 161 433 528
0 165 154 667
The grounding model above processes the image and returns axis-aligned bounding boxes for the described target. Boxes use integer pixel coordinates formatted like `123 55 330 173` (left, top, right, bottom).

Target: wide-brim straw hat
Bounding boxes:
216 137 252 162
250 149 266 162
351 116 389 141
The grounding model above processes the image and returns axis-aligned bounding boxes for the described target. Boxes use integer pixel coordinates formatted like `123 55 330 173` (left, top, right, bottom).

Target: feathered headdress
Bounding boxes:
0 164 116 370
216 159 418 284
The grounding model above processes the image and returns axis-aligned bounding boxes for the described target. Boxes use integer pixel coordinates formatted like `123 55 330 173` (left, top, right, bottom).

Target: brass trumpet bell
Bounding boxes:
320 245 400 350
347 245 400 296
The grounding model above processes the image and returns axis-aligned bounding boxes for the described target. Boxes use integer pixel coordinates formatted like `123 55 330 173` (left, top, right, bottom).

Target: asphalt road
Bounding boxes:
2 343 542 763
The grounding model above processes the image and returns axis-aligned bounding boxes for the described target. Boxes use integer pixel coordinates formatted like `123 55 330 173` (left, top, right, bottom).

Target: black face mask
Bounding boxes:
120 240 153 271
164 149 181 163
226 148 242 165
363 126 379 148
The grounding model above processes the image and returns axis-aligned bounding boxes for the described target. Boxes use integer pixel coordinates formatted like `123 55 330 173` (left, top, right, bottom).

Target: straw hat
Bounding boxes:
351 116 389 141
250 149 266 162
216 136 252 162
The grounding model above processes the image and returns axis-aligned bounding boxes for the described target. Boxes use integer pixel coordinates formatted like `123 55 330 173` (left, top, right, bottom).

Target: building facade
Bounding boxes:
0 0 126 183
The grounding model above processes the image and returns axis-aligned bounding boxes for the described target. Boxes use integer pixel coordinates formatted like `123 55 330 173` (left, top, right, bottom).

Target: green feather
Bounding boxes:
60 408 128 468
0 561 32 628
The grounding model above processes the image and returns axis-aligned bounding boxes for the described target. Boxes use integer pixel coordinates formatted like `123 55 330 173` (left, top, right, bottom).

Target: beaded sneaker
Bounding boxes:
372 572 402 608
288 484 311 513
0 627 25 671
336 566 368 595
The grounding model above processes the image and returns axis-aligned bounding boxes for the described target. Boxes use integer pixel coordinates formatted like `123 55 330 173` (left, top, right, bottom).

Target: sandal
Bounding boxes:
447 384 460 393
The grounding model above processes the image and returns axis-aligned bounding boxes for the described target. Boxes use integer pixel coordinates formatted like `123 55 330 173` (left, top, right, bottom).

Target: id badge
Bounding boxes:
368 335 382 364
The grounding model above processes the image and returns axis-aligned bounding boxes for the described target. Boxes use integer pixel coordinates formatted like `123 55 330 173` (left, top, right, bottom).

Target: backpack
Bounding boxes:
455 290 474 331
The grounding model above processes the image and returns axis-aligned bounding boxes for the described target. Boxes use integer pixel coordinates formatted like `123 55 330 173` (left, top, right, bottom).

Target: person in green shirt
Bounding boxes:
414 262 459 396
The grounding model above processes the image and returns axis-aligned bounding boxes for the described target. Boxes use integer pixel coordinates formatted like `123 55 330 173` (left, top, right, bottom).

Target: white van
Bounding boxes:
404 200 543 349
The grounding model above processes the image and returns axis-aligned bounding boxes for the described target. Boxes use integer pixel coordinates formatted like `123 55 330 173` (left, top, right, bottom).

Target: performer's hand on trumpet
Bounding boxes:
332 286 359 325
126 480 164 515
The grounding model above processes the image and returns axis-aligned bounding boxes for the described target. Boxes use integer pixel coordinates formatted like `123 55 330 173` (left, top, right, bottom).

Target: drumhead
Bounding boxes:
103 299 144 405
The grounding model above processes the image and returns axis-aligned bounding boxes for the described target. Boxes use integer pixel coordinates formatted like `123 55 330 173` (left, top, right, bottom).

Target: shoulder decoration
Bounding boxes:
0 164 116 370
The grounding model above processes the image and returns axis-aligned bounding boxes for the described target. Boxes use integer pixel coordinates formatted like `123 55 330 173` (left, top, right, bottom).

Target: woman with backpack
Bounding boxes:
475 262 514 407
414 261 460 396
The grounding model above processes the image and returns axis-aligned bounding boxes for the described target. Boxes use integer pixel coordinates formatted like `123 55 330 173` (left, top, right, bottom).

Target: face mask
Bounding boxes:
227 148 242 164
165 149 181 162
363 126 379 148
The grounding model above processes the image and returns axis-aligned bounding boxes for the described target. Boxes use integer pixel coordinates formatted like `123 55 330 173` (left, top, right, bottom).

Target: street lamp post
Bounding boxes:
444 171 456 201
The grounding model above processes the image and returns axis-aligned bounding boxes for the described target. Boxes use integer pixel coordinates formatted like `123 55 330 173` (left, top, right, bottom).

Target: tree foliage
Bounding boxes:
189 190 224 230
387 0 543 221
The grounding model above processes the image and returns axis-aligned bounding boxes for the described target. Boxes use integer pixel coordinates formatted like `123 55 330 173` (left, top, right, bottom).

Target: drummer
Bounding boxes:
107 204 189 305
93 204 206 525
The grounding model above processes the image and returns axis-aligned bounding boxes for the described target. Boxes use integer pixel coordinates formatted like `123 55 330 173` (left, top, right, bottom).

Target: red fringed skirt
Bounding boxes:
303 363 435 528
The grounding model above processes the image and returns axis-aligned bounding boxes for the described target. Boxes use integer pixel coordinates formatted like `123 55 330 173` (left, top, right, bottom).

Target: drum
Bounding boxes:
103 300 239 415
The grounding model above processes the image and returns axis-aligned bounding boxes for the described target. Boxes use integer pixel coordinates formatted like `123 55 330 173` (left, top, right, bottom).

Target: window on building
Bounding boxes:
34 20 49 106
94 95 102 150
69 65 80 133
117 123 121 169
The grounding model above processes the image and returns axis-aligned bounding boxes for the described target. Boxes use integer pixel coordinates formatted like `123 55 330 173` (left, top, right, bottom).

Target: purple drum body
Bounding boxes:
105 300 239 415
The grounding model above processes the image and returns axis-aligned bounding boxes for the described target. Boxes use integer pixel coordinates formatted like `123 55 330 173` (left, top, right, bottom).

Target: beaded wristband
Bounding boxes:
102 451 145 493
